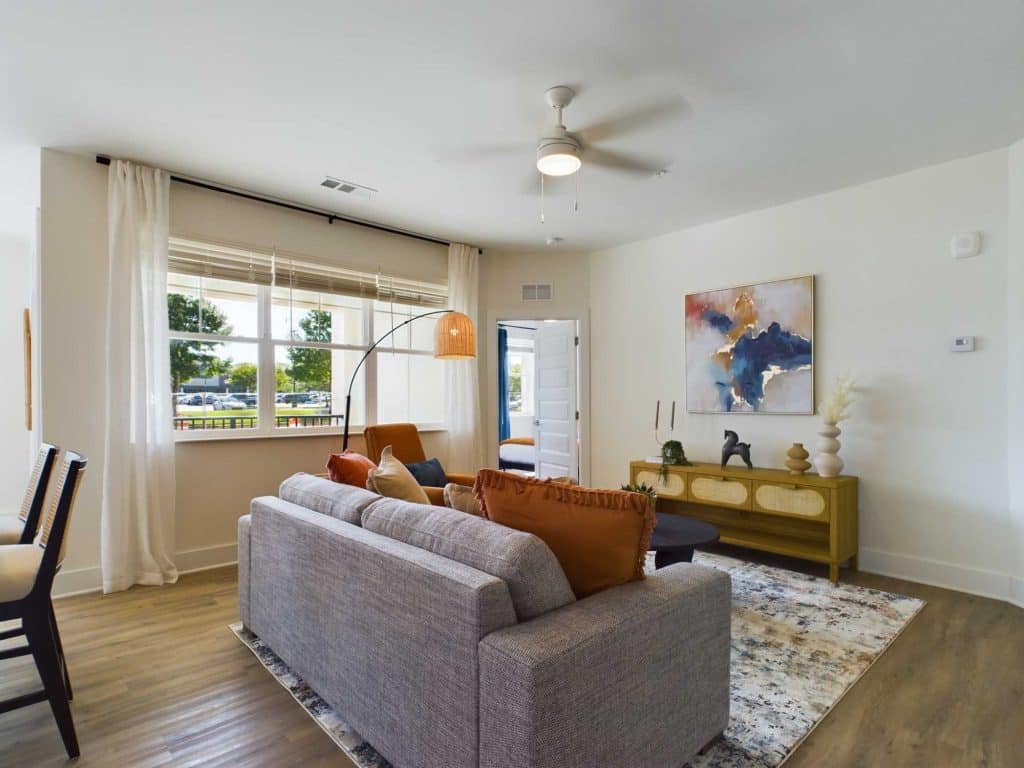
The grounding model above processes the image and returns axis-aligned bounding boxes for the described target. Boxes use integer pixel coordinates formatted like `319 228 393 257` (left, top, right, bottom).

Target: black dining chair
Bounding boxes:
0 450 87 759
0 443 58 546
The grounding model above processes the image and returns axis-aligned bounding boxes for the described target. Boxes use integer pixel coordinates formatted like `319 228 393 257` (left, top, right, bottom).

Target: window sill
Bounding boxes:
173 424 447 444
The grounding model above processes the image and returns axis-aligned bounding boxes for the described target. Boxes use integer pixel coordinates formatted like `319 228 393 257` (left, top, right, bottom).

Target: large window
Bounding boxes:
168 238 447 437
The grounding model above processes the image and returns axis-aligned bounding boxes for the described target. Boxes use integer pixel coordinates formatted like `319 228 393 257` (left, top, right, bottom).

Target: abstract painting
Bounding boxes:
685 276 813 413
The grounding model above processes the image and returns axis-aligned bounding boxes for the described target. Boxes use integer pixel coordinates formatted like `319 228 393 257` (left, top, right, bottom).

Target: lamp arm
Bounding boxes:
346 308 452 400
342 308 452 450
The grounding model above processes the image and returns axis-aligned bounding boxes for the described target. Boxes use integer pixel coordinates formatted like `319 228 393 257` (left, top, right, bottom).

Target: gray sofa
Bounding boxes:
238 473 731 768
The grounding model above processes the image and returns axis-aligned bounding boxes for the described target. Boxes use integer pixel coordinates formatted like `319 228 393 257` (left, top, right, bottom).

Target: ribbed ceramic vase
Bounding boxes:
785 442 811 475
813 422 844 478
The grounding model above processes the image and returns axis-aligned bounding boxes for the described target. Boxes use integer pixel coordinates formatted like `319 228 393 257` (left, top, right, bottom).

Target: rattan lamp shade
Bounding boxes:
434 311 476 359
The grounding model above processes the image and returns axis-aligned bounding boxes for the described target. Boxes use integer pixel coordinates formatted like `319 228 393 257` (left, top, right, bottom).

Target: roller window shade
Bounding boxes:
168 237 447 308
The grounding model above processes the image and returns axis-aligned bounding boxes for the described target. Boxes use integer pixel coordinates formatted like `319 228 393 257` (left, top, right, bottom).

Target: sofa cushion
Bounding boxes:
362 499 574 621
326 449 377 488
474 469 655 599
278 472 380 525
443 483 483 516
404 457 447 487
366 446 431 505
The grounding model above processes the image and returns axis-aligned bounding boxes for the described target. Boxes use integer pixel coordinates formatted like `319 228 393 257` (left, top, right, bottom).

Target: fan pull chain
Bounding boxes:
539 172 545 224
573 168 580 213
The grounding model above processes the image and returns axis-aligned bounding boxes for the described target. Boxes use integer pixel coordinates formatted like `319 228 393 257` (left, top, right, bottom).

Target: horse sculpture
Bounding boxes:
721 430 753 469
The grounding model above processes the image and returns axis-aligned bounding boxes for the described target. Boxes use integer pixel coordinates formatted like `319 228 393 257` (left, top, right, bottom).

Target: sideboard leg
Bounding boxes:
829 563 839 584
849 554 858 572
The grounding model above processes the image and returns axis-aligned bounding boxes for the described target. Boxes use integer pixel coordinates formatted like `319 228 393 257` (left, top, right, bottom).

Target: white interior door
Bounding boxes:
533 321 578 481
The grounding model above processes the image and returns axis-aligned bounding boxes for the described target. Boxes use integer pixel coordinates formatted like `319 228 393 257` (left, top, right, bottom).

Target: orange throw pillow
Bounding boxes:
473 469 655 598
326 450 377 488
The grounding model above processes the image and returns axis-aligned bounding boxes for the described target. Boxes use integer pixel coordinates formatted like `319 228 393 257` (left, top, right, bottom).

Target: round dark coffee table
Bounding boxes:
650 513 720 569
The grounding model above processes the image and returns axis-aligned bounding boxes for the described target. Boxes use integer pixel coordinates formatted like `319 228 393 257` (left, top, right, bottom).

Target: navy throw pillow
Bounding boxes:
404 457 447 487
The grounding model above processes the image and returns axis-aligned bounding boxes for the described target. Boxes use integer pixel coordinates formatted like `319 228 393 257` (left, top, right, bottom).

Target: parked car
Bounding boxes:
279 392 313 406
214 396 246 410
241 393 258 407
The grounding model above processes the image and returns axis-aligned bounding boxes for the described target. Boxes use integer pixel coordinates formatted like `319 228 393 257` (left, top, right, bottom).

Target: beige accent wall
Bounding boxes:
479 250 591 481
0 144 39 511
40 149 449 594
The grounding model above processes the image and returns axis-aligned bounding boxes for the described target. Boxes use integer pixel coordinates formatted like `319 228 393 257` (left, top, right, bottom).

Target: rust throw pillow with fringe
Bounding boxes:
473 469 655 598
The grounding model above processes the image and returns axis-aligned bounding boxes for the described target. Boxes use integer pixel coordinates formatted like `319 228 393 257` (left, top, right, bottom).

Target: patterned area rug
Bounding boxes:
230 551 924 768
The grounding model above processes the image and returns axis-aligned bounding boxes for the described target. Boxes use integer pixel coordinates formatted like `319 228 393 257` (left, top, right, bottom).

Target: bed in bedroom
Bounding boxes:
499 437 535 472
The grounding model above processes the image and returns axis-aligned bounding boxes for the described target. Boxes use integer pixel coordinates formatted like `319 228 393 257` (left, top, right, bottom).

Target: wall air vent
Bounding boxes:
320 176 378 200
521 283 553 302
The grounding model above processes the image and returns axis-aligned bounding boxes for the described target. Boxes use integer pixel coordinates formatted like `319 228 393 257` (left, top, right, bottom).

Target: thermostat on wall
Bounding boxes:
951 336 975 353
950 232 981 260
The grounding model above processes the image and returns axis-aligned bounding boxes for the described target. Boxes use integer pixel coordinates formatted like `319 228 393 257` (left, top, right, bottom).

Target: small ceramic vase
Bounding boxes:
813 422 844 478
785 442 811 475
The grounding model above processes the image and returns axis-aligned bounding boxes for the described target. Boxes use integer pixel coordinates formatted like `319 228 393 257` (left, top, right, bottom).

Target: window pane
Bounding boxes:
200 277 258 338
377 352 445 425
168 274 256 337
171 340 258 431
274 344 363 429
272 287 364 344
168 273 201 333
373 300 436 352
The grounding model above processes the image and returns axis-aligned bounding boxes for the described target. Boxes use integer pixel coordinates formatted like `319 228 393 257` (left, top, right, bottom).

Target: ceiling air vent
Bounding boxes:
320 176 378 200
521 283 553 302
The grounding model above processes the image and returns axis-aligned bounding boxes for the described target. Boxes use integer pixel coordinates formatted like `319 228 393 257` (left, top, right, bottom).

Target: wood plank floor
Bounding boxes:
0 556 1021 767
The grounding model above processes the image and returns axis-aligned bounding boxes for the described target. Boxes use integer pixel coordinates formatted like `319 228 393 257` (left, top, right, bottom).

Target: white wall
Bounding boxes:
589 148 1020 604
40 149 450 595
1009 138 1024 605
480 250 591 481
0 143 39 510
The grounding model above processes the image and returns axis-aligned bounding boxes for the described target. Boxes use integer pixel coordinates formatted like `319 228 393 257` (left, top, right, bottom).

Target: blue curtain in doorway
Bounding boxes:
498 327 511 442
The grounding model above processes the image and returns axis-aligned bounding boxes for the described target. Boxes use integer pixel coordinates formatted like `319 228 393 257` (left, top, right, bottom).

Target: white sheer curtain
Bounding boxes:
445 243 485 472
101 160 178 593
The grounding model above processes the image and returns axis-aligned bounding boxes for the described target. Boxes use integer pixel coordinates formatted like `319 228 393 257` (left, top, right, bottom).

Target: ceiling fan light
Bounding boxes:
536 143 581 176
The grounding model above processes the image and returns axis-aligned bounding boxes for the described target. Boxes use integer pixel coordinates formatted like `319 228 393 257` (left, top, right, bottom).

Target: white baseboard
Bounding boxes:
860 547 1024 609
53 541 238 599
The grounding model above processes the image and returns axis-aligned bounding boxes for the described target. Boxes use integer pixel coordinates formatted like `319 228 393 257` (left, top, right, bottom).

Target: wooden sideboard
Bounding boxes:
630 460 858 583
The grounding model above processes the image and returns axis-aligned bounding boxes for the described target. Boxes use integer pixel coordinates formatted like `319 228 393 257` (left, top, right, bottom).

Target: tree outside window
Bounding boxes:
168 293 233 412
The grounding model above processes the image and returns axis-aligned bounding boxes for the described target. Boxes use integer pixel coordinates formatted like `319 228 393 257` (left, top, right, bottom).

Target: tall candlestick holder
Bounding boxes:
652 399 692 481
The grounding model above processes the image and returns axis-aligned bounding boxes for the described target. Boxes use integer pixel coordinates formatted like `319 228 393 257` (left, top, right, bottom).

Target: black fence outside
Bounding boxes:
173 414 345 431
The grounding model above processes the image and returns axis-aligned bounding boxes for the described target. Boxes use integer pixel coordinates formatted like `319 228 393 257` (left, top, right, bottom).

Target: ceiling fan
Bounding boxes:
533 85 679 179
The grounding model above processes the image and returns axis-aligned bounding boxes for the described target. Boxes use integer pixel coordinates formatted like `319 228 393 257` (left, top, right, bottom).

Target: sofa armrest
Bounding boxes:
445 472 477 487
478 564 731 768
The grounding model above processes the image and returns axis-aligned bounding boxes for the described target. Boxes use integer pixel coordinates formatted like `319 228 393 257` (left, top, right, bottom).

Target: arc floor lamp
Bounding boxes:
341 309 476 451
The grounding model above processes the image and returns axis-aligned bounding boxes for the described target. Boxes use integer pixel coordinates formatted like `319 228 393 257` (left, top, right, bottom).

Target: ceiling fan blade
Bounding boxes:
584 148 662 177
576 99 688 144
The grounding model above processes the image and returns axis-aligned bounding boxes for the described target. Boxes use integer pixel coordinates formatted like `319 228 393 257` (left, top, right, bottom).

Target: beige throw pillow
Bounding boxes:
366 445 431 505
443 483 483 516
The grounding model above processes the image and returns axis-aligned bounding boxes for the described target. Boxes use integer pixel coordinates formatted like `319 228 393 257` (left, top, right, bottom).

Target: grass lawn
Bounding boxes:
173 407 336 428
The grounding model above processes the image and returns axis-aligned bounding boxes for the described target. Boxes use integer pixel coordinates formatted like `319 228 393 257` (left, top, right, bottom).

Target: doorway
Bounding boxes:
496 319 580 482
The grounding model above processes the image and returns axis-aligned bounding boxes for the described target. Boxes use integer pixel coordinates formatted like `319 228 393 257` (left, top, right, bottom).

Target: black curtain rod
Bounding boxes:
95 155 467 250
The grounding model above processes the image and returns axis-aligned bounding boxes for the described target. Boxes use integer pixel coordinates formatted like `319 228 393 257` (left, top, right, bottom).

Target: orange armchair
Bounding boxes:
363 423 476 504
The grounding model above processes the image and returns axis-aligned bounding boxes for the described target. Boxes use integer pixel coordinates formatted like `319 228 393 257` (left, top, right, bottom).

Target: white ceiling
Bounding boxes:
2 1 1023 251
